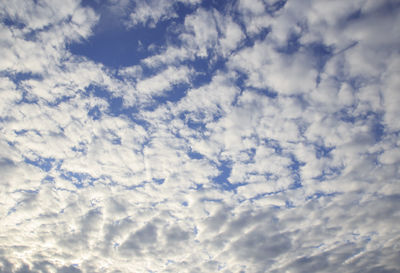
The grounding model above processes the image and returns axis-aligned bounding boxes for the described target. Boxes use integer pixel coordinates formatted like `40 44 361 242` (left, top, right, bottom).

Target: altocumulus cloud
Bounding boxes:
1 0 400 272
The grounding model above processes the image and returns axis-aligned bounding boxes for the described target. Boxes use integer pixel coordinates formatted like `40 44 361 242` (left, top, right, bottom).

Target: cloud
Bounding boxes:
127 0 200 28
119 222 158 256
135 66 192 97
0 0 399 272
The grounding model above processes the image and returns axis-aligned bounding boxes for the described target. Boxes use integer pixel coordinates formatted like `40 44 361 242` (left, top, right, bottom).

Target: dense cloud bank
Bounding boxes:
1 0 400 272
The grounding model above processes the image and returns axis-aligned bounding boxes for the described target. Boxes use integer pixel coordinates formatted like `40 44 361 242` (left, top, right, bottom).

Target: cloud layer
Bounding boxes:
1 0 400 272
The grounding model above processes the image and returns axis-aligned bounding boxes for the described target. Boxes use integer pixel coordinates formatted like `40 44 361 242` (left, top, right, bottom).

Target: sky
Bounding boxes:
0 0 400 272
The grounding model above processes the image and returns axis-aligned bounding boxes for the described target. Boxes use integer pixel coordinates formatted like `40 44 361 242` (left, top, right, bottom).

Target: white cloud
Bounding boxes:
236 0 275 36
142 46 193 68
127 0 200 28
180 8 219 58
229 40 319 94
135 66 192 97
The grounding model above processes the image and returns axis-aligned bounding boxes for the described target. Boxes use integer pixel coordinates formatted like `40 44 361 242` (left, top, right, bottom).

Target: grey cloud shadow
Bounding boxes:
279 243 400 273
232 230 291 262
119 223 158 256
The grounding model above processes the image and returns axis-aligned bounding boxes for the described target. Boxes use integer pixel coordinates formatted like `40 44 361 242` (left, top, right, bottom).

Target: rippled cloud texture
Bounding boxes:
1 0 400 272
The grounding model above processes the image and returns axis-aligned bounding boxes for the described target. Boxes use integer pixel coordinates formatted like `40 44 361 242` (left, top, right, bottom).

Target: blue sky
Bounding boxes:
1 0 400 272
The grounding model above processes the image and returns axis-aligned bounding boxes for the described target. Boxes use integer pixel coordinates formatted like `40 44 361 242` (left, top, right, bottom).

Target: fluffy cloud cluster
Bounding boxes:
1 0 400 272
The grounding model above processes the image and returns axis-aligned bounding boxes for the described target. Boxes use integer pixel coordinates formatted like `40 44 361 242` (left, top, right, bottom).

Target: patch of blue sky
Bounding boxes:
184 119 207 133
314 144 335 159
152 178 165 185
71 141 88 155
179 112 208 132
242 148 257 163
305 192 339 201
0 116 14 123
335 110 386 143
68 0 270 117
111 137 122 145
277 37 335 85
262 138 283 155
265 0 287 14
68 19 168 69
276 32 301 55
190 183 204 191
88 85 128 114
308 42 335 84
230 73 278 106
202 0 287 16
347 74 375 91
285 200 295 208
71 1 267 102
124 181 149 191
173 1 199 20
288 155 305 190
7 190 39 216
312 166 344 182
335 108 358 124
11 188 39 194
7 207 17 216
85 84 151 128
240 27 271 49
14 129 31 136
212 160 247 192
45 95 76 107
87 105 102 120
59 171 95 188
1 71 43 84
113 242 120 249
199 197 223 204
72 1 198 70
263 172 280 181
145 82 192 110
371 122 385 142
336 107 380 123
3 73 43 105
16 92 39 105
295 120 310 139
200 0 232 11
41 175 55 184
248 86 278 99
231 70 247 91
188 56 227 87
187 150 204 160
24 156 55 172
345 9 362 22
249 189 285 203
307 42 334 71
2 17 26 29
